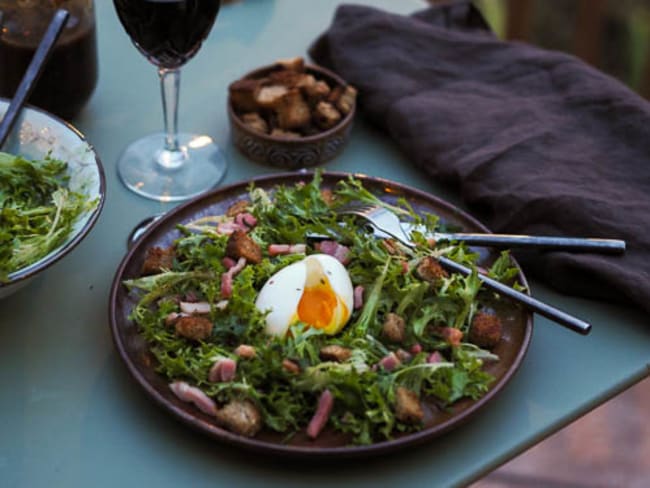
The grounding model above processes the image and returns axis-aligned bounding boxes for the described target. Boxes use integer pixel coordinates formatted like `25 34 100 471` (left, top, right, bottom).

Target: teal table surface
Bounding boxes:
1 1 648 487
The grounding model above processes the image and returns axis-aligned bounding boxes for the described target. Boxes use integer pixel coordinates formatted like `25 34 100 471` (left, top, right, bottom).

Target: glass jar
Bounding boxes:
0 0 98 120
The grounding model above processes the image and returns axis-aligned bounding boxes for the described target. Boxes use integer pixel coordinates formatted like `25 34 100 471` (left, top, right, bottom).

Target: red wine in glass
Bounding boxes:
113 0 226 201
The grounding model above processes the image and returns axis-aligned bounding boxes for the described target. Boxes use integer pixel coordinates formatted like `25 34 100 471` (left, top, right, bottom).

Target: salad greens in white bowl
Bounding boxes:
0 98 105 298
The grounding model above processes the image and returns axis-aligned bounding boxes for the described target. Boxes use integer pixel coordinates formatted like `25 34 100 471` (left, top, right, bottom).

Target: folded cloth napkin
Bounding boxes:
310 1 650 313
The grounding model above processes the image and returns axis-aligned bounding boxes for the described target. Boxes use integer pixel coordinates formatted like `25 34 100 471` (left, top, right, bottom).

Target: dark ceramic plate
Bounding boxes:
109 172 533 458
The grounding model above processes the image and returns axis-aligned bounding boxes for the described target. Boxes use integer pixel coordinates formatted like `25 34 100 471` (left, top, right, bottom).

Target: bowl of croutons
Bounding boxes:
228 57 357 169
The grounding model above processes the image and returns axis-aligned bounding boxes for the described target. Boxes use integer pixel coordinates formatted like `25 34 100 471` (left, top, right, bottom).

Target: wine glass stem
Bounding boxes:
157 67 184 170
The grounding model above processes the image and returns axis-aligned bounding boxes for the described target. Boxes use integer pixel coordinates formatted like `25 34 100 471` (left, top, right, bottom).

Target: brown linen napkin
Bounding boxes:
310 1 650 312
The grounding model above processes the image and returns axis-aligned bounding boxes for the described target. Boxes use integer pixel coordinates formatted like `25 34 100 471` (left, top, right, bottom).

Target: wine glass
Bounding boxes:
113 0 226 201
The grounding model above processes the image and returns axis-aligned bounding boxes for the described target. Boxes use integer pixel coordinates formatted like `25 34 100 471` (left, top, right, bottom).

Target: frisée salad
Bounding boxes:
123 172 523 444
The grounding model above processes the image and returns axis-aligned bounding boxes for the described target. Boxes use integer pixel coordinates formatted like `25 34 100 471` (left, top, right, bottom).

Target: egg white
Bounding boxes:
255 254 354 336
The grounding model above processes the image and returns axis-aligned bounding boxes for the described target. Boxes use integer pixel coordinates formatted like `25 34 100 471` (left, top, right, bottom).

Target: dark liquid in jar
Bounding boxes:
113 0 220 69
0 21 98 120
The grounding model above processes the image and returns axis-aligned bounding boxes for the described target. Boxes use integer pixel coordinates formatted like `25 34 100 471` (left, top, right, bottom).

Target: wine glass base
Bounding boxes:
117 132 227 202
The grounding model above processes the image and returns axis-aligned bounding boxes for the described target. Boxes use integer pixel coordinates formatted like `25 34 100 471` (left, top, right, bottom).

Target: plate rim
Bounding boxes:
109 170 533 458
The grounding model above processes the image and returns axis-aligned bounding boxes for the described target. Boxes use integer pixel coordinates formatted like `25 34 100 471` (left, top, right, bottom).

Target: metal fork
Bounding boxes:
339 204 591 335
341 205 625 253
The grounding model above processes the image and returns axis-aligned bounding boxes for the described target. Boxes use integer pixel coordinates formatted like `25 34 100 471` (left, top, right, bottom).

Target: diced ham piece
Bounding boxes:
169 381 217 416
229 257 247 274
410 343 423 355
221 257 247 298
220 359 237 382
176 301 227 315
222 256 237 269
378 352 401 372
353 285 364 310
268 244 289 255
179 301 211 314
381 239 400 255
267 243 307 256
208 358 237 382
221 273 234 298
282 359 301 374
315 240 350 265
216 220 246 235
396 349 412 363
306 389 334 439
234 344 256 358
427 351 443 363
332 246 351 265
234 212 257 229
401 261 409 274
435 326 464 347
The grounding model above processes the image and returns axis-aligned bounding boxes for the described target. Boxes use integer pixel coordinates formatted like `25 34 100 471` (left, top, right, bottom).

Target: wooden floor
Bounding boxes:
472 377 650 488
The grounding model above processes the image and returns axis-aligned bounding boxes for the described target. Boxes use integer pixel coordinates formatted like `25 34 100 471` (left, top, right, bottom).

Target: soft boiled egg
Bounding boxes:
255 254 354 337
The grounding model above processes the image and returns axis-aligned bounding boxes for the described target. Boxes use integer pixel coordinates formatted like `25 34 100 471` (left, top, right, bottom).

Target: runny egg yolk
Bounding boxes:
255 253 354 337
297 278 340 330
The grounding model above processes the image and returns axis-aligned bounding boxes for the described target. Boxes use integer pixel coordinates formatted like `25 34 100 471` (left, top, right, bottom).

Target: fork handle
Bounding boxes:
437 256 592 335
434 232 625 254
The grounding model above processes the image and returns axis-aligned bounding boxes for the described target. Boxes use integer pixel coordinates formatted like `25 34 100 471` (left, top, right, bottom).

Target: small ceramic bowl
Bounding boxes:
228 63 356 169
0 98 105 298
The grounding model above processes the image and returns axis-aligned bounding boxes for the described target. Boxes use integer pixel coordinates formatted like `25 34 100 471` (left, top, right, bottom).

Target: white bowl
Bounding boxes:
0 99 105 298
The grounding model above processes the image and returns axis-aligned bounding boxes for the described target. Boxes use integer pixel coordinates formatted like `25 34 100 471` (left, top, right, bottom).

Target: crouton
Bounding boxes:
313 101 341 129
226 230 263 264
215 400 262 437
303 80 331 102
395 387 424 424
320 189 335 206
268 70 306 88
175 316 213 341
327 85 343 104
469 311 502 348
229 78 261 112
240 112 268 134
270 128 301 139
276 89 311 129
296 73 317 91
336 85 357 115
416 256 448 283
433 326 464 347
319 345 352 362
382 312 406 343
141 246 175 275
275 56 304 72
231 57 356 140
225 199 250 218
255 84 289 109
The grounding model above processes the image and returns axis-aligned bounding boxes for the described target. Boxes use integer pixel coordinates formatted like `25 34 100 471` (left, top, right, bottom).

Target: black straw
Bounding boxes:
0 9 70 148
